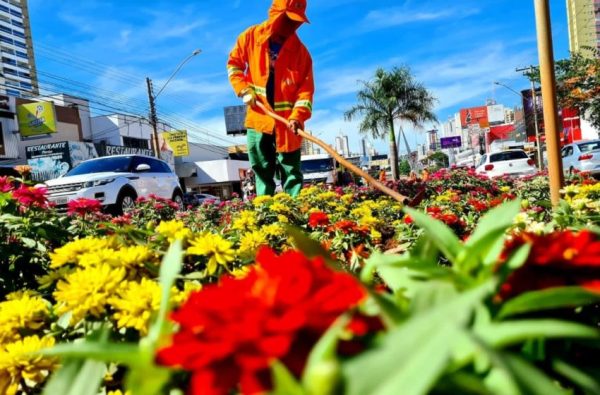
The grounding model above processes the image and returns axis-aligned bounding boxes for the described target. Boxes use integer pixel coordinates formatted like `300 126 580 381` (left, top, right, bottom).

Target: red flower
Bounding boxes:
12 185 48 209
308 211 330 229
0 176 14 193
157 248 365 395
498 231 600 299
111 213 133 226
331 220 369 236
403 215 413 225
468 198 488 212
67 198 102 216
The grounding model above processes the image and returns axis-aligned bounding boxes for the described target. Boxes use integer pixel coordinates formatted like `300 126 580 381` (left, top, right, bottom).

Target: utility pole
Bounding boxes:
146 77 161 159
516 66 544 170
533 0 564 206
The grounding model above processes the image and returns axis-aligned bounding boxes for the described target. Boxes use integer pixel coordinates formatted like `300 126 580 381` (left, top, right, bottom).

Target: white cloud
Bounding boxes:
361 5 481 31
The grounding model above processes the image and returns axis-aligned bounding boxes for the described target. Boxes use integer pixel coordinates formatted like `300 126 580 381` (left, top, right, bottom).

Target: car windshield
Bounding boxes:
66 157 133 176
490 151 528 162
578 141 600 153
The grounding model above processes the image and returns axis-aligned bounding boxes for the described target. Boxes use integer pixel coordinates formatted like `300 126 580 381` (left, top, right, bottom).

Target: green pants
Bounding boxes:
247 129 303 197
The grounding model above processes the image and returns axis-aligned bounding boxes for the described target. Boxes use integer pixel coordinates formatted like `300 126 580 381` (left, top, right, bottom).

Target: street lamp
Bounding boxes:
147 49 202 158
493 81 543 170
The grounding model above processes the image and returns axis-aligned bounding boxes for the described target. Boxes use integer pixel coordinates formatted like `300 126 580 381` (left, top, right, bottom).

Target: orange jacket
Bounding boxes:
227 5 314 153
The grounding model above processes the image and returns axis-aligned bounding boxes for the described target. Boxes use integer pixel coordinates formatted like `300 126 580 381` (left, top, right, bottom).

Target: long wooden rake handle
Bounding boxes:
255 102 408 204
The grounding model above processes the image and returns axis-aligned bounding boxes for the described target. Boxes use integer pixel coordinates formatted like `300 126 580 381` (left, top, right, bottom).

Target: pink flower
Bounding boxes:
0 176 14 193
67 198 102 216
12 185 48 209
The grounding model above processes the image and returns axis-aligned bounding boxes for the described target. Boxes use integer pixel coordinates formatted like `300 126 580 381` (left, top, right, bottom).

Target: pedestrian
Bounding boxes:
378 168 387 182
227 0 314 197
242 169 255 201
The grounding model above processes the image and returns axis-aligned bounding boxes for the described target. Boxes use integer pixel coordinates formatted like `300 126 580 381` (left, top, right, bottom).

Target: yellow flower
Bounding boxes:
341 193 354 205
238 231 268 259
277 215 289 224
500 186 511 193
108 391 131 395
77 248 119 268
252 195 273 206
53 264 126 324
262 223 285 238
110 279 161 335
359 215 379 228
0 336 58 395
171 282 202 306
273 193 293 204
37 267 72 289
0 295 49 344
156 220 192 242
187 233 235 275
351 206 372 218
231 265 252 278
370 228 382 241
270 202 290 214
115 245 155 270
49 237 114 268
232 210 258 231
316 191 338 201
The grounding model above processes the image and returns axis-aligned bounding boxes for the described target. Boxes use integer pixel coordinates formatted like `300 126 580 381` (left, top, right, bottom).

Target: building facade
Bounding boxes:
0 0 38 96
566 0 600 56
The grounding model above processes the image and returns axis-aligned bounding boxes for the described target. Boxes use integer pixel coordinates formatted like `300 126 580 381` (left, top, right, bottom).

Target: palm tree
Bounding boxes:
345 67 438 181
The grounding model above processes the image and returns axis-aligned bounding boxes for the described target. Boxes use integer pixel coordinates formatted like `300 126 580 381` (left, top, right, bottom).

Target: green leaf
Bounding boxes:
41 342 141 367
478 319 600 349
552 359 600 395
497 287 600 319
42 358 106 395
286 226 342 270
466 200 521 248
125 364 172 395
367 289 405 327
302 315 348 395
147 239 184 346
502 353 569 395
403 207 462 264
344 280 495 395
271 361 306 395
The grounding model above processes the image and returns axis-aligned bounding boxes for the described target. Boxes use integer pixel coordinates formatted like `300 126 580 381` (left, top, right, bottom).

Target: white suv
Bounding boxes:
44 155 183 214
476 149 537 178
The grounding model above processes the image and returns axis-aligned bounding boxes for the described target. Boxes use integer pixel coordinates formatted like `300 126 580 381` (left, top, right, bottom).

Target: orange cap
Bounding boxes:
272 0 309 23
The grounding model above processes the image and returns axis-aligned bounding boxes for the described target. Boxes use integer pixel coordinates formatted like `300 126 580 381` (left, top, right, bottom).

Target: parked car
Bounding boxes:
561 140 600 176
183 192 221 207
476 149 537 178
43 155 183 214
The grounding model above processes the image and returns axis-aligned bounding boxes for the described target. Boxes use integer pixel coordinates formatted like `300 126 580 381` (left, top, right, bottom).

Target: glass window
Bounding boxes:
67 156 133 176
148 158 167 173
0 24 11 33
6 88 19 97
13 40 25 49
3 67 17 75
301 158 334 173
15 50 26 58
490 151 528 162
578 141 600 153
159 161 173 174
9 9 21 18
19 81 31 89
0 35 12 44
10 19 22 27
5 79 18 87
12 30 24 38
2 56 15 65
17 71 29 78
0 5 9 12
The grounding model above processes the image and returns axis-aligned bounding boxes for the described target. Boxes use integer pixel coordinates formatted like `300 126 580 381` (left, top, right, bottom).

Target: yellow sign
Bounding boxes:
162 130 189 157
17 102 58 137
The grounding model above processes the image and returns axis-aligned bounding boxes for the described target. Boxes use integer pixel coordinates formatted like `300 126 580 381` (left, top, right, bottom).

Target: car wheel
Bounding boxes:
113 189 137 216
172 190 184 210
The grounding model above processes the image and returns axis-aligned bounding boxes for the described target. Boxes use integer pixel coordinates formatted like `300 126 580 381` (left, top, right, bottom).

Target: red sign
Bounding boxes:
460 106 489 128
488 124 516 143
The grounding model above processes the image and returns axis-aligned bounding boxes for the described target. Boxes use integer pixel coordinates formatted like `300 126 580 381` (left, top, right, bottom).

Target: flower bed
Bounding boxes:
0 169 599 394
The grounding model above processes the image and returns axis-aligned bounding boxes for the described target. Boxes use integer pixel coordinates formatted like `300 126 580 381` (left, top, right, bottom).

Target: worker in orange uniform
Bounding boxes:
227 0 314 197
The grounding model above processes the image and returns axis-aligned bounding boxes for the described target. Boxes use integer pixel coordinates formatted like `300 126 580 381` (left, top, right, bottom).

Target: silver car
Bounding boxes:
561 140 600 176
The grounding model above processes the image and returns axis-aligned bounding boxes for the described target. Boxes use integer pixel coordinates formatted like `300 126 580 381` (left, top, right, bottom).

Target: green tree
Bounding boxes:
427 151 449 169
398 159 411 176
527 52 600 130
344 67 438 181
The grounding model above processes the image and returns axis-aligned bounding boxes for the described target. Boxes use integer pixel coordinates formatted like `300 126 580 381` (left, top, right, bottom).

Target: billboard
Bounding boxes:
26 142 71 181
162 130 189 157
25 141 98 181
521 88 544 142
440 136 462 149
487 104 505 126
97 144 154 157
460 106 488 128
224 105 247 135
17 101 58 137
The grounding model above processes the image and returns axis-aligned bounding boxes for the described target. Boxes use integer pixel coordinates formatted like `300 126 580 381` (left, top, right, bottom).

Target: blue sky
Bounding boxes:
28 0 570 155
